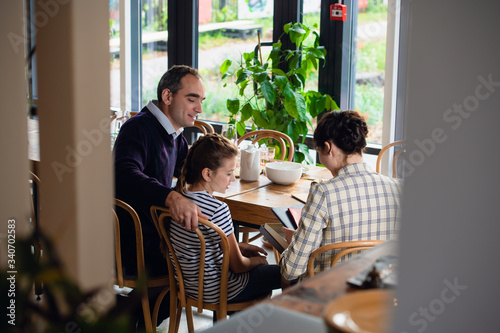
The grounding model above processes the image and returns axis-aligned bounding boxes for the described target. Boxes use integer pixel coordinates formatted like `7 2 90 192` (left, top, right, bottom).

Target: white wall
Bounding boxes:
35 0 114 291
393 1 500 332
0 1 32 263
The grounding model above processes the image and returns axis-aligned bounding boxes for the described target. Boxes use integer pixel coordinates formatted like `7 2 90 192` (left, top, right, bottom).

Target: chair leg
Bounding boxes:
168 294 178 333
216 309 227 321
141 294 154 333
186 305 194 333
152 285 170 331
174 302 182 333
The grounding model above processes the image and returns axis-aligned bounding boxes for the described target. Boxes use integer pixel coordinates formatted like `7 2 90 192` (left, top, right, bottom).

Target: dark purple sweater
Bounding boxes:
114 106 188 276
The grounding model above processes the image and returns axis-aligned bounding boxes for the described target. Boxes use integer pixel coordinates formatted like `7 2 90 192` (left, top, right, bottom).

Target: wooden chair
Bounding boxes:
236 130 295 243
193 119 214 135
376 140 405 178
307 240 385 278
153 206 270 333
237 129 294 162
113 199 170 333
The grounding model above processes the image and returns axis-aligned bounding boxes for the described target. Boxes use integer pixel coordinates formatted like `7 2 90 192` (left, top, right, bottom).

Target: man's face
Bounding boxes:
162 74 205 130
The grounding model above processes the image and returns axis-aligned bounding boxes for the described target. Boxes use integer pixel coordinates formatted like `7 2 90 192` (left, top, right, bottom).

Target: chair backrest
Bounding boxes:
237 129 295 161
154 207 231 314
193 119 215 135
112 199 147 288
113 198 157 332
376 140 405 178
307 240 385 277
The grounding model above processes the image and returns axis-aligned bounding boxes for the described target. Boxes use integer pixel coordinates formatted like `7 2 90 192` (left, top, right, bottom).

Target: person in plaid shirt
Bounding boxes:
280 111 402 281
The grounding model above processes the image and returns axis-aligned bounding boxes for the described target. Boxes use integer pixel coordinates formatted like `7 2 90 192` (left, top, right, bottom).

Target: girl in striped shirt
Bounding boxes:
170 133 282 304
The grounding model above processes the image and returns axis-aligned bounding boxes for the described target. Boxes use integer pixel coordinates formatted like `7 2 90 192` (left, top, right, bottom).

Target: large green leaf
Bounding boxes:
283 84 299 119
297 143 314 165
237 121 246 136
287 53 300 71
307 47 326 60
260 80 276 105
294 92 307 121
269 43 281 67
273 75 288 91
293 72 306 89
241 102 253 121
285 121 297 142
235 69 252 84
252 109 269 128
306 54 318 70
243 51 255 63
288 23 307 46
271 68 287 77
226 98 240 115
310 94 327 118
326 95 340 111
238 79 249 97
254 71 269 83
220 59 231 74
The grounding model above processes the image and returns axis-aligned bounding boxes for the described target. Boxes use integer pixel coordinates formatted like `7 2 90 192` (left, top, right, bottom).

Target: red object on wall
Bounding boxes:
358 0 369 9
199 0 212 24
330 3 347 21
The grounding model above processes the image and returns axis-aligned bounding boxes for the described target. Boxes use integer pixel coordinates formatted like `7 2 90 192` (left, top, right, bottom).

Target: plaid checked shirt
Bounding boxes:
280 163 401 281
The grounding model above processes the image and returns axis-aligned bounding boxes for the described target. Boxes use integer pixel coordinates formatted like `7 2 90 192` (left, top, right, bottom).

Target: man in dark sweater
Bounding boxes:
113 65 207 328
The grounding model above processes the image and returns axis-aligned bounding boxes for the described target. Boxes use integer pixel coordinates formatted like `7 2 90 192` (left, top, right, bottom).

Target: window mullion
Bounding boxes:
120 0 142 111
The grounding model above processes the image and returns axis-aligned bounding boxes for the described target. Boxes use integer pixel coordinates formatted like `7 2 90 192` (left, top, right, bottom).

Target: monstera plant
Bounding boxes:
220 21 339 164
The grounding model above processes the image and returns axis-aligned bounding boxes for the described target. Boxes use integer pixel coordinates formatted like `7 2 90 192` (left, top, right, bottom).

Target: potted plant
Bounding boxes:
220 21 339 164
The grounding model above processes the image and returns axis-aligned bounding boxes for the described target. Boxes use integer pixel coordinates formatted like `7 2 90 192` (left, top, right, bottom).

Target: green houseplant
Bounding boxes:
220 22 339 164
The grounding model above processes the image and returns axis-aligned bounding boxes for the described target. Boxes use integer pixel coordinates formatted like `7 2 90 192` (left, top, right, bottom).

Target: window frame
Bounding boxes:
116 0 406 162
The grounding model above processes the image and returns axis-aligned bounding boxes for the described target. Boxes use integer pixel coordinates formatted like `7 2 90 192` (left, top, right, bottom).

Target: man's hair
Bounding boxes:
156 65 202 102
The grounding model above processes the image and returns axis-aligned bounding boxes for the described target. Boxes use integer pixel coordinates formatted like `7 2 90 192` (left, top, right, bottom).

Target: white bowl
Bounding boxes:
265 161 303 185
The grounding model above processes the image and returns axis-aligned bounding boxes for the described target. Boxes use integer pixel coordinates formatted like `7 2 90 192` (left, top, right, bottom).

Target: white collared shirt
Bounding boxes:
146 100 184 139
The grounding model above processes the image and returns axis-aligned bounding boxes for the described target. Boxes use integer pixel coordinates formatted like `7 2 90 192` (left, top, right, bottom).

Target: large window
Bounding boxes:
109 0 400 146
109 0 120 109
141 0 168 104
353 1 389 144
198 0 275 123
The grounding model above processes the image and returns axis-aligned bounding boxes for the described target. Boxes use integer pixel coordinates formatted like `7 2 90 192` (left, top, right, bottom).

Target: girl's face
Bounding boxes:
208 156 237 194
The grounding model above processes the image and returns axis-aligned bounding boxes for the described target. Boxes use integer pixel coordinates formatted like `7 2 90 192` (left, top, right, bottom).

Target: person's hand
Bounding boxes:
238 242 268 258
282 227 296 244
165 191 207 231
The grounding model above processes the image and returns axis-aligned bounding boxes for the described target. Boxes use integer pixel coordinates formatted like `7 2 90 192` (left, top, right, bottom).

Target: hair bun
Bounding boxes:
313 110 368 155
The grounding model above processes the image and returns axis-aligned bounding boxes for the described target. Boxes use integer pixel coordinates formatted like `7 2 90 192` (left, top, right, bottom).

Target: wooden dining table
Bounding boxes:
214 165 332 229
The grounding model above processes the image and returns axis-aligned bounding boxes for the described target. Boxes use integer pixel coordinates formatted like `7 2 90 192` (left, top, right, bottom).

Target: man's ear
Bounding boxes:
161 88 172 105
201 167 211 182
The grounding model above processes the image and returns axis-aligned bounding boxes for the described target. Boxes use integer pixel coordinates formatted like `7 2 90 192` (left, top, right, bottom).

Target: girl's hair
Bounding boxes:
313 110 369 155
175 133 239 193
